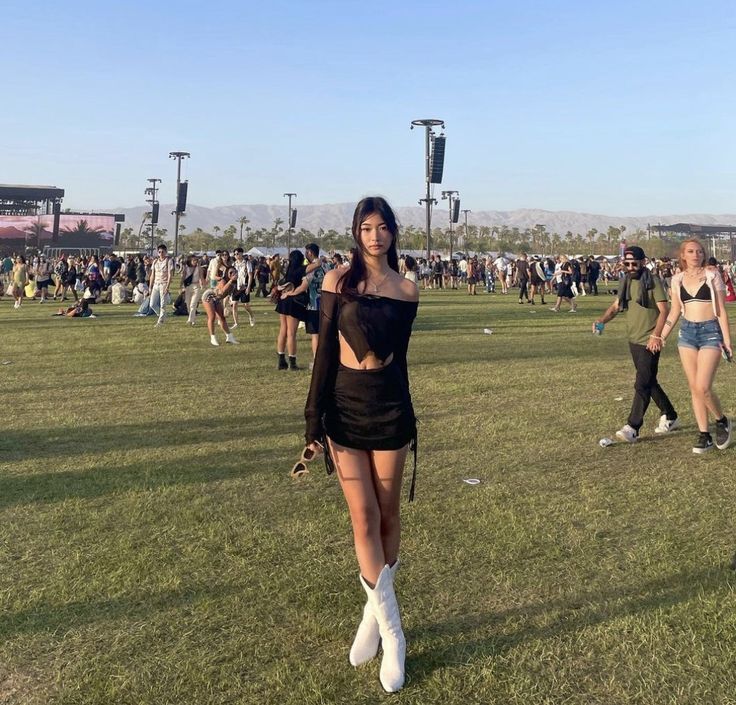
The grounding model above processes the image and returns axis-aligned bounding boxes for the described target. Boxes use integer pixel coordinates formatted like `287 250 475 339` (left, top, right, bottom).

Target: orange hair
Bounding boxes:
678 238 706 271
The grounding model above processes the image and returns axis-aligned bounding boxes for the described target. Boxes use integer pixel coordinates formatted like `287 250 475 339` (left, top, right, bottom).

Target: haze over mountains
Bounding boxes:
105 203 736 237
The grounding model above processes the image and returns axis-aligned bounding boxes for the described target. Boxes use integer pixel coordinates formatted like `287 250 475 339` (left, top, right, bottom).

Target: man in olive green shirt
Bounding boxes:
593 245 678 442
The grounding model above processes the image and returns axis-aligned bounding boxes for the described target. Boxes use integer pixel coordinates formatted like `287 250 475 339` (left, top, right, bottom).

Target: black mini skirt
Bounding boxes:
324 361 415 451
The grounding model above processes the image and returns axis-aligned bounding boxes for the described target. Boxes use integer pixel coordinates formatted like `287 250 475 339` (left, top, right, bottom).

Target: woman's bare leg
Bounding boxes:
286 316 299 357
370 447 408 567
330 439 385 585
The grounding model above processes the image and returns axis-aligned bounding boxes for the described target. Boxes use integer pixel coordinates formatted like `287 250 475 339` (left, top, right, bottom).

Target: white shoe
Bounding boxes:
249 317 255 327
210 335 219 347
350 562 399 667
615 424 639 443
230 323 238 329
225 333 239 345
549 307 559 312
361 565 405 692
569 308 578 313
654 415 680 434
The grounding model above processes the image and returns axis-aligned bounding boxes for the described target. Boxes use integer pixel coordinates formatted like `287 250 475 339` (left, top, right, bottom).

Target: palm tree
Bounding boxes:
586 228 598 255
25 218 49 250
61 219 106 237
238 216 250 246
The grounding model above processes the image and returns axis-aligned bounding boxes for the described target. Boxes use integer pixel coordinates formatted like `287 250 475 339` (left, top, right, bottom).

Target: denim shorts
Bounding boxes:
678 318 723 350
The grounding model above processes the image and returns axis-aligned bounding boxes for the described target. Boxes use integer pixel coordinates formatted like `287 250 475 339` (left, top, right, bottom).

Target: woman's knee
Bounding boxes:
350 504 381 538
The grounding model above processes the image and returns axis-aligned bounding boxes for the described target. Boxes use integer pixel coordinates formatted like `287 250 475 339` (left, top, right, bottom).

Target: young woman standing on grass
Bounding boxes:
550 255 577 313
304 197 418 693
661 239 732 453
274 249 309 370
11 255 28 309
201 266 239 347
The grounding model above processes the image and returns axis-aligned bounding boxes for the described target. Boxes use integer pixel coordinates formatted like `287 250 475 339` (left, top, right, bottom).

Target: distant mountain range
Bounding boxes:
100 203 736 238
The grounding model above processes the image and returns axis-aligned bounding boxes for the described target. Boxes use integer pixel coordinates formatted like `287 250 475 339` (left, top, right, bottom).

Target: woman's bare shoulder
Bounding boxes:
395 274 419 302
322 268 343 293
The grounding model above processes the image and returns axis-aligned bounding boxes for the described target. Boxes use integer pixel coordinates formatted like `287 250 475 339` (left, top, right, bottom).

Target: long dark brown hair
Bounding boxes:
339 196 400 295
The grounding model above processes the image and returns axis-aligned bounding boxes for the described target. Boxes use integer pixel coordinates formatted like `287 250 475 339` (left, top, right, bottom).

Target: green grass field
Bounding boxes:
1 288 735 705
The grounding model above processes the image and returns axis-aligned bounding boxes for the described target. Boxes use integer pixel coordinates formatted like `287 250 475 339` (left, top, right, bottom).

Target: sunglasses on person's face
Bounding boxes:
623 261 641 269
290 445 322 478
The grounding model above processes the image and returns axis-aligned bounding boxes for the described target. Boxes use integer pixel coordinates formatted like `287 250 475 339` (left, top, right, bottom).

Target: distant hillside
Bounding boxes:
101 203 736 238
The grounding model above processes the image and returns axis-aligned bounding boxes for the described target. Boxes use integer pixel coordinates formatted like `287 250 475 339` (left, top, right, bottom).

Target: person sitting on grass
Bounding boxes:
592 245 678 443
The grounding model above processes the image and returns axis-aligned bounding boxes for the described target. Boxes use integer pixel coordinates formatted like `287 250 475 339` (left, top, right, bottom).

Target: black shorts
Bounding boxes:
305 309 320 335
230 290 250 304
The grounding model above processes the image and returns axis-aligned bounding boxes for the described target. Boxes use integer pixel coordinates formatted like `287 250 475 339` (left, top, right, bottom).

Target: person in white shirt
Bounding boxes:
494 255 509 293
230 248 255 328
148 243 173 327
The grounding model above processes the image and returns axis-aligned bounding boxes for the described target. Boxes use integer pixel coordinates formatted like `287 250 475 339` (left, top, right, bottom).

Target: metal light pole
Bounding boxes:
441 190 459 257
411 119 444 260
144 178 161 256
462 209 471 251
283 193 296 252
169 151 190 257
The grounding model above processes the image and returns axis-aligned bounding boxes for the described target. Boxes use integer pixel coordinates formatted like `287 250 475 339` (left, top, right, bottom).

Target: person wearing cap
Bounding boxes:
592 245 679 442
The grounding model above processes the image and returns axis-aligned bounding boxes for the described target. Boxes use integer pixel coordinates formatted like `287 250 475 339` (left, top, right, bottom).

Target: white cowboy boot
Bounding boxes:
349 561 399 667
360 564 406 692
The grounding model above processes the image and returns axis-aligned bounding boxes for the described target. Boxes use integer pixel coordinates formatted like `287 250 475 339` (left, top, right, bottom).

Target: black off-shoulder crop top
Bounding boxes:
304 290 418 445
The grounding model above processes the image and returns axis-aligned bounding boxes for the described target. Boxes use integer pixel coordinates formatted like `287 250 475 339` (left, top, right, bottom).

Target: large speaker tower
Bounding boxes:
430 134 446 184
452 198 460 223
177 181 188 213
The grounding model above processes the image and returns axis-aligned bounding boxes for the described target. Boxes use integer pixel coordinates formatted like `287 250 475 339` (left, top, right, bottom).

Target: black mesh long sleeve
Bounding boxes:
304 290 339 444
394 303 418 389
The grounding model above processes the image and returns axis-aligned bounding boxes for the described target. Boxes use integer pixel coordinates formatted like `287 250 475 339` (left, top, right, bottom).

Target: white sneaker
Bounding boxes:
654 415 680 434
249 317 255 327
615 424 639 443
225 334 239 345
210 335 219 347
230 322 238 329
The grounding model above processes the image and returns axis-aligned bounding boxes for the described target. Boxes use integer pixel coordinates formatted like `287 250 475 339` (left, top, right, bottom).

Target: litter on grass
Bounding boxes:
599 438 614 447
483 328 493 335
463 478 481 485
614 396 624 401
1 361 12 365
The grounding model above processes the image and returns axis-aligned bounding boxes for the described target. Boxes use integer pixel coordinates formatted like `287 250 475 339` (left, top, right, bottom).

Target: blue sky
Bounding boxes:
2 0 735 215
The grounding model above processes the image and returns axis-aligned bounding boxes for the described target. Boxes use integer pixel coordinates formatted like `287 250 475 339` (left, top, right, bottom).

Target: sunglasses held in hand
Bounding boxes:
290 444 323 478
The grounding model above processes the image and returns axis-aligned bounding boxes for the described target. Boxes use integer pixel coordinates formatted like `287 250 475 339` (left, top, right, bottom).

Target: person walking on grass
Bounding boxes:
11 255 28 309
230 248 255 329
304 197 418 693
201 266 239 346
550 255 577 312
516 252 530 304
528 256 546 305
661 239 732 453
592 245 679 443
149 243 173 327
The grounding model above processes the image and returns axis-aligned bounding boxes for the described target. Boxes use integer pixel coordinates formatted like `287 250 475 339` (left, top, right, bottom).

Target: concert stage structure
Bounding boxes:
0 183 124 256
650 222 736 261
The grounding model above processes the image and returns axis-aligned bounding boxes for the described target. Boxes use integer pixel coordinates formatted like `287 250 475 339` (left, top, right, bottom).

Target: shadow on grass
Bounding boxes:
0 448 295 509
407 564 736 684
0 415 301 462
0 582 245 640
